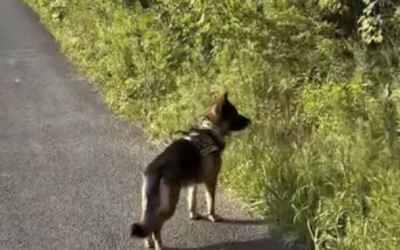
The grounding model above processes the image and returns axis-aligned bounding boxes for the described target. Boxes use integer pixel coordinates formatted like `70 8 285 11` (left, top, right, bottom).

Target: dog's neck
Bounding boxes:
199 118 226 147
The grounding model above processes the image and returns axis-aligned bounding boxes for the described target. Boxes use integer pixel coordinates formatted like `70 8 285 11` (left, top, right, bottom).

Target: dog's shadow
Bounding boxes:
196 216 269 226
169 217 305 250
169 237 304 250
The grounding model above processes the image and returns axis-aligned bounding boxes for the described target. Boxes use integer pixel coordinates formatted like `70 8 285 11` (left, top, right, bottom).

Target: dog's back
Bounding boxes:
146 138 203 185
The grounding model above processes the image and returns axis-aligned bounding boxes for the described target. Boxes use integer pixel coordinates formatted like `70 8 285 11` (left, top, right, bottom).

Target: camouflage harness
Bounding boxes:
176 119 225 156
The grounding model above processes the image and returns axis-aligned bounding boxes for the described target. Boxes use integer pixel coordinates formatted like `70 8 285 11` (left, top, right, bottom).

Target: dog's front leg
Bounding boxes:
144 237 154 249
187 184 200 220
204 180 222 223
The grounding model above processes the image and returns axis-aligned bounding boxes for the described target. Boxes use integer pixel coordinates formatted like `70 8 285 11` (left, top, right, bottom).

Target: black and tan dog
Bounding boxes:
130 92 251 250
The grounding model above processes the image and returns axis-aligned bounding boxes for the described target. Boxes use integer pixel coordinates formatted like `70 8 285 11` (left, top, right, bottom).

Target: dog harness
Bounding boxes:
183 119 223 156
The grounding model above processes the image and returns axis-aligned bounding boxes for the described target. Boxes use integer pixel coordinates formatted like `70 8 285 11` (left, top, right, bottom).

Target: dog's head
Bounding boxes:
206 92 251 136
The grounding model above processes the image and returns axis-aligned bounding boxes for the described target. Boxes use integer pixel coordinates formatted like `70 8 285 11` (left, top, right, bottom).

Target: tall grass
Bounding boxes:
25 0 400 249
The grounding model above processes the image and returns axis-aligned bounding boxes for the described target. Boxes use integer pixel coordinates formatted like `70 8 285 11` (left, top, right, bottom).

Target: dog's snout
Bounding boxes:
229 114 251 131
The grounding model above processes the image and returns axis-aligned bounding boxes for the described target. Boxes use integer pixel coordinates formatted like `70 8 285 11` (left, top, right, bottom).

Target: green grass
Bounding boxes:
24 0 400 249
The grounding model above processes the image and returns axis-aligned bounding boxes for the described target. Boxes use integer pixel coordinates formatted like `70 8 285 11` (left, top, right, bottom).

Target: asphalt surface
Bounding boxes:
0 1 304 250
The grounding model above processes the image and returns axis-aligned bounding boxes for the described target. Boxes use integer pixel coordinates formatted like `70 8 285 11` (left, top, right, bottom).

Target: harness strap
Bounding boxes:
184 131 220 156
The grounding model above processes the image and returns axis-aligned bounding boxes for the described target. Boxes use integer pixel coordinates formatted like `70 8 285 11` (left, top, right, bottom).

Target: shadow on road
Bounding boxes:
170 236 305 250
162 216 306 250
195 217 269 226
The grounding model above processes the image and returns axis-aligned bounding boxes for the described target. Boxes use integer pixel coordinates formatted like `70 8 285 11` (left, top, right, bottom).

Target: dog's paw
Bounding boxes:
206 214 222 223
144 238 154 249
154 243 164 250
189 212 201 220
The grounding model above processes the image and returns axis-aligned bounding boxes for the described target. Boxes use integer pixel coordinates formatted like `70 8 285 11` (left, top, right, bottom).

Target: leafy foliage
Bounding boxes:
25 0 400 249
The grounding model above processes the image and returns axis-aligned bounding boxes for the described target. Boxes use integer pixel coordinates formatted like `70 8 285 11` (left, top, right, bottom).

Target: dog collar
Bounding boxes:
199 119 224 139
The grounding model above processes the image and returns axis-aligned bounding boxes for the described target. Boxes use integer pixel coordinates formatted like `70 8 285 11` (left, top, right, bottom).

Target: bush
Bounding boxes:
25 0 400 249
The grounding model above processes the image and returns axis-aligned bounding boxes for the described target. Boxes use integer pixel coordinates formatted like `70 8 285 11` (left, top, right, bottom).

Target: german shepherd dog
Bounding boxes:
130 92 251 250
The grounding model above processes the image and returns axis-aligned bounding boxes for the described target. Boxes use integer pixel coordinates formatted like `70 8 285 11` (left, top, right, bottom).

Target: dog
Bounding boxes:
130 92 251 250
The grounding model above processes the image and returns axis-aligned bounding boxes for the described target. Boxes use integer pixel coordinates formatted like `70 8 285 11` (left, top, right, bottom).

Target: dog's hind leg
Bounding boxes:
204 179 222 223
140 174 157 248
187 184 200 220
152 180 180 250
131 173 161 246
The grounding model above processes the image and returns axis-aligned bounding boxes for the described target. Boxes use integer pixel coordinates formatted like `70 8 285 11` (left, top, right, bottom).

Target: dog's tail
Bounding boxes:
131 173 162 238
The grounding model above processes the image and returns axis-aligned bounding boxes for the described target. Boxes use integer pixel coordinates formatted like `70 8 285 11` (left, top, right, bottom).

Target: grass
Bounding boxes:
24 0 400 249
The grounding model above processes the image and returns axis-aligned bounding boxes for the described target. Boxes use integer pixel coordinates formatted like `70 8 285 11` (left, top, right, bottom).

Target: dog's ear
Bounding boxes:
208 91 228 120
210 102 221 119
210 91 219 101
216 91 229 105
211 91 228 101
209 95 225 119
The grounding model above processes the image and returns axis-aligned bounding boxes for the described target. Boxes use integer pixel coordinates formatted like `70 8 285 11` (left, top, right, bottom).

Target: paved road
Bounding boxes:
0 1 303 250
